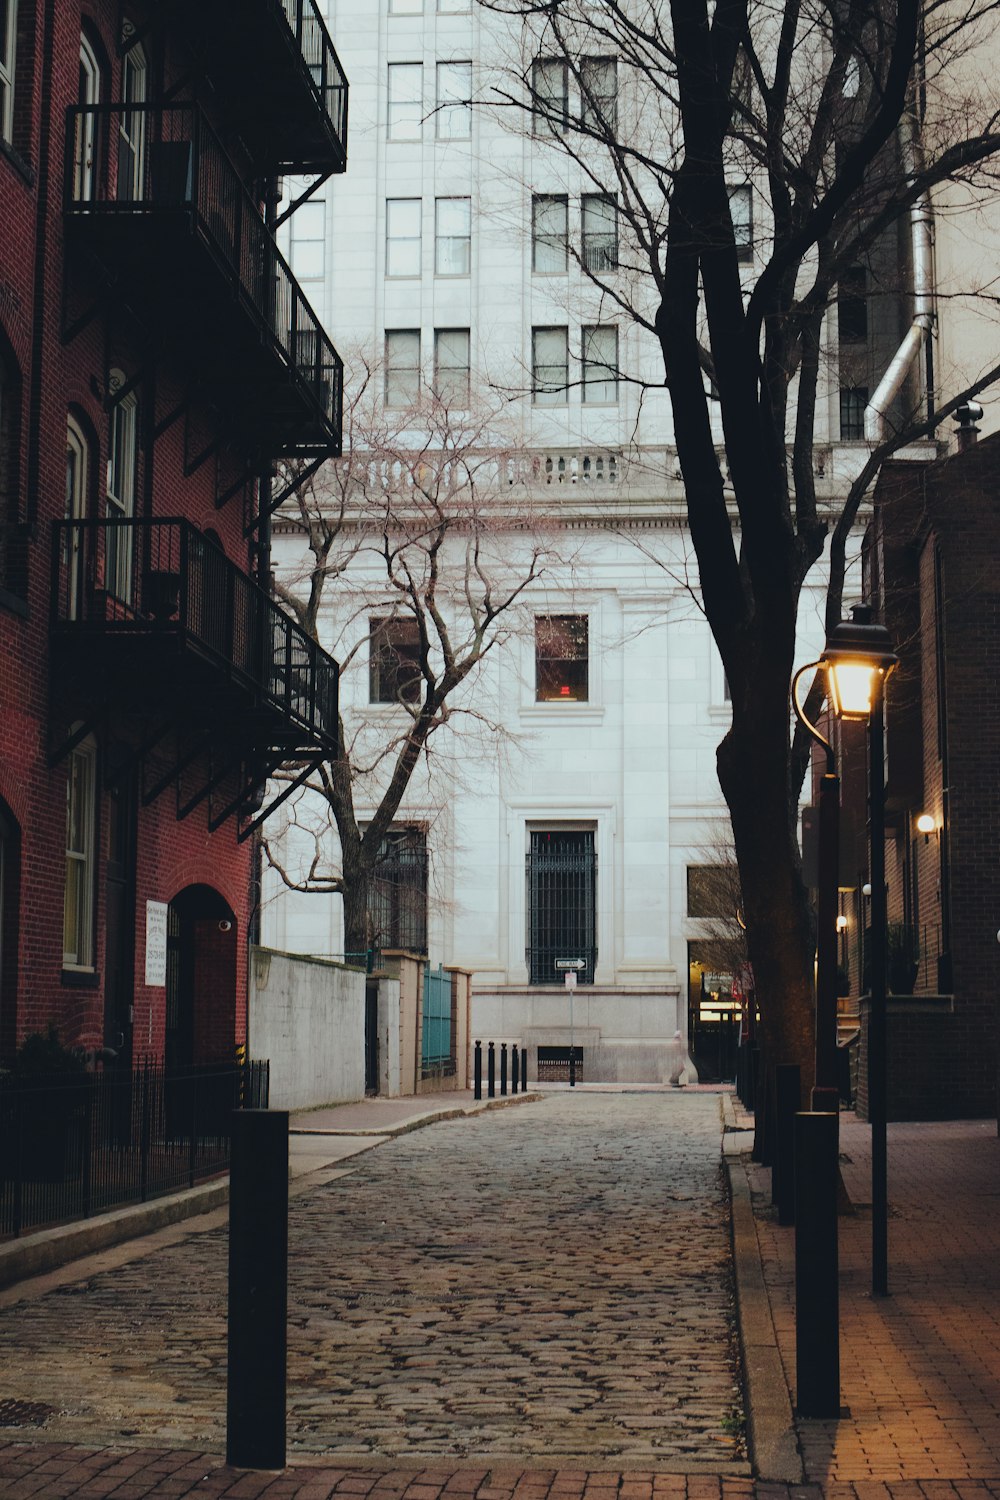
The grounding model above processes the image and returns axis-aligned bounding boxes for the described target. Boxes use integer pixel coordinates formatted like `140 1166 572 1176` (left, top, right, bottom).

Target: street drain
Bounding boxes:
0 1398 56 1427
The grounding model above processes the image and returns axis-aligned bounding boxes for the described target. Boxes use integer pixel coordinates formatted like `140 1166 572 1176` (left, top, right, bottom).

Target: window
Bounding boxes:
435 196 471 275
106 372 137 602
840 385 868 440
65 416 89 620
438 0 469 10
532 326 568 405
687 865 732 919
581 193 617 271
434 328 470 405
117 37 147 202
527 829 597 985
580 56 617 132
532 59 567 136
0 0 16 144
289 199 325 280
838 265 868 342
74 31 102 202
386 198 421 276
370 827 428 959
385 329 421 406
371 615 423 702
388 62 422 141
436 61 471 139
532 194 568 273
390 0 421 13
728 184 752 261
535 614 588 701
581 325 618 404
64 738 97 969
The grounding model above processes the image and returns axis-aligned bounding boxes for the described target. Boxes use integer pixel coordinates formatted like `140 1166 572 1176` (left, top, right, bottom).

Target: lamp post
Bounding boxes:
821 604 897 1298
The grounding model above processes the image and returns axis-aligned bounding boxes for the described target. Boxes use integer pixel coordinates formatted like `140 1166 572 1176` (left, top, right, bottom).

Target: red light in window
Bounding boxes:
560 685 570 695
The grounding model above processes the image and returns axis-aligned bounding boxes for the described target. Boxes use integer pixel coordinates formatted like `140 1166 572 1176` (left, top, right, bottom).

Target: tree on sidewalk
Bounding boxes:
264 354 567 961
481 0 1000 1088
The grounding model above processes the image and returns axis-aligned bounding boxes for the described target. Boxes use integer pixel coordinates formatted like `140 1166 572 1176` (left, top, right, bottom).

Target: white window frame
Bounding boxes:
386 197 422 277
532 326 569 405
581 325 618 405
435 61 471 139
73 31 101 201
390 0 422 12
728 184 752 261
434 328 470 406
64 735 97 970
0 0 16 145
388 62 422 141
65 415 89 621
532 194 568 273
117 37 147 202
106 370 137 602
385 329 421 407
289 198 326 280
434 196 471 276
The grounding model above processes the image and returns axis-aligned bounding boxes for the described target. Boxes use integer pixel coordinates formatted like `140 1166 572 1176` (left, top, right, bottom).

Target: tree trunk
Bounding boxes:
341 851 373 967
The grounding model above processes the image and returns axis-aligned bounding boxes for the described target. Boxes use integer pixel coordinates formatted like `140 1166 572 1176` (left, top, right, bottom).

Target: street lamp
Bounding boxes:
822 603 898 1297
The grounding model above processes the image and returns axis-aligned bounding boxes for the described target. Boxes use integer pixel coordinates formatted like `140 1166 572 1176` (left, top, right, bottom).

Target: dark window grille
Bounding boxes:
527 829 597 984
840 385 868 440
370 827 428 960
537 1045 584 1082
581 193 617 272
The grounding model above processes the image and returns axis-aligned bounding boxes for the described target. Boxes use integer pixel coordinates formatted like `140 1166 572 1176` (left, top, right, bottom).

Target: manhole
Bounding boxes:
0 1398 56 1427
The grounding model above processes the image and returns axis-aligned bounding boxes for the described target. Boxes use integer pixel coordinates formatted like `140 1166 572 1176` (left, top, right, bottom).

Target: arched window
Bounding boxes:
117 29 146 202
64 734 97 970
65 414 90 618
74 30 102 202
106 369 137 602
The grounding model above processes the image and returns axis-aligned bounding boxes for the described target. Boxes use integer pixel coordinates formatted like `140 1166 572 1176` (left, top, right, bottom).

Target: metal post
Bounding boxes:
522 1049 528 1091
511 1044 520 1094
500 1043 508 1097
815 770 841 1100
487 1041 495 1099
869 679 889 1297
794 1110 840 1417
473 1040 482 1101
775 1064 800 1226
227 1109 288 1470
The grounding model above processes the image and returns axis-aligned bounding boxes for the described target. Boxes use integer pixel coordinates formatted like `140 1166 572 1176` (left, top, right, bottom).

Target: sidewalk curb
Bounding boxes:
291 1091 544 1138
723 1098 803 1484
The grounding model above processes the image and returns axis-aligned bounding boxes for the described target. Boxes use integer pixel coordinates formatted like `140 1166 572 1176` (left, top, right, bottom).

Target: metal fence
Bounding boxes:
526 830 598 984
0 1060 268 1241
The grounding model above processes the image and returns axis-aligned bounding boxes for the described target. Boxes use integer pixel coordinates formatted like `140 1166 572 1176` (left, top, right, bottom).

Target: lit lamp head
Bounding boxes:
836 914 849 931
916 812 936 844
821 604 898 720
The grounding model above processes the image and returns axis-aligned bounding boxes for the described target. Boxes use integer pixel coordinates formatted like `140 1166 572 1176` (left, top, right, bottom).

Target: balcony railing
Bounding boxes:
65 102 343 457
52 518 338 750
154 0 348 173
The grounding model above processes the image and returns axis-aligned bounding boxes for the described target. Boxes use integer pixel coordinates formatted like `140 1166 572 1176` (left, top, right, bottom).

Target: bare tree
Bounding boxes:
479 0 1000 1087
264 354 570 960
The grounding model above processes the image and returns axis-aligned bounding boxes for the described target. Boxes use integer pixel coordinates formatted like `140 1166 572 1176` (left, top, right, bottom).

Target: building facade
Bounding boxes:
0 1 347 1070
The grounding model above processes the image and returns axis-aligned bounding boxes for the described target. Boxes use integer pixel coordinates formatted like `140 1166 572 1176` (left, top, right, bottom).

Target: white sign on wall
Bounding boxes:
145 901 169 987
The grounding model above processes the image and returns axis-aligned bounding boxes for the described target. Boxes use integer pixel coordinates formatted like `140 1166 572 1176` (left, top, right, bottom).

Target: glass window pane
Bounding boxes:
388 63 422 140
435 328 470 404
535 615 589 700
532 327 568 404
386 198 421 276
386 329 421 405
436 62 471 138
580 57 617 132
582 325 618 404
532 195 568 272
435 197 471 275
728 184 752 259
533 59 567 136
390 0 422 13
582 194 617 272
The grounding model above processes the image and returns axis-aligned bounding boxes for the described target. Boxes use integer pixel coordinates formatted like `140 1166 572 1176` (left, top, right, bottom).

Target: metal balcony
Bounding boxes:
155 0 348 173
65 103 343 459
51 519 339 832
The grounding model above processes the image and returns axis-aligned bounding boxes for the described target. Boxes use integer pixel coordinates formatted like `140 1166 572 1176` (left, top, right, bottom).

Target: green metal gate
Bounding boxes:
421 964 452 1074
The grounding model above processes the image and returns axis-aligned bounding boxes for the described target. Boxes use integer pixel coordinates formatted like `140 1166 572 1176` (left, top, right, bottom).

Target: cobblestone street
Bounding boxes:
0 1093 745 1470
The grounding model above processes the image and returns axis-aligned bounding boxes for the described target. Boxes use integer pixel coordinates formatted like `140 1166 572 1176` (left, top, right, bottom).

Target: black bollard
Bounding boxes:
795 1111 840 1417
522 1049 528 1091
500 1042 508 1096
227 1109 288 1470
774 1064 800 1225
512 1044 520 1093
474 1040 482 1101
488 1041 496 1098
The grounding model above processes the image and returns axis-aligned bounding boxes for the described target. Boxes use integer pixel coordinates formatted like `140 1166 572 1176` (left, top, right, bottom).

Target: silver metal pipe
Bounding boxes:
864 112 934 443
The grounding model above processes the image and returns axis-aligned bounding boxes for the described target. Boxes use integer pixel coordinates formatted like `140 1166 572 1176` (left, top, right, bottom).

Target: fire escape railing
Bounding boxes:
65 102 343 451
278 0 349 157
52 518 338 748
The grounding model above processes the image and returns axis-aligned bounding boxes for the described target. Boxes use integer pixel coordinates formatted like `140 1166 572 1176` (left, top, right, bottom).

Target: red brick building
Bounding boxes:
0 2 346 1071
834 431 1000 1119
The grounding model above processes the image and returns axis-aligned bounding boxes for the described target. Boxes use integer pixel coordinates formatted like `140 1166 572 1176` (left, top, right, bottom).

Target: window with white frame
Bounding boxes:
390 0 421 13
370 615 423 702
0 0 16 145
117 36 147 202
386 198 421 276
532 58 567 136
728 184 752 261
535 614 588 700
73 31 102 202
388 62 422 141
435 196 471 275
64 737 97 968
580 56 617 132
436 61 471 139
434 328 470 405
438 0 469 11
289 198 325 280
532 194 568 273
532 326 568 404
106 371 137 603
581 193 617 272
65 415 90 621
385 329 421 406
582 325 618 404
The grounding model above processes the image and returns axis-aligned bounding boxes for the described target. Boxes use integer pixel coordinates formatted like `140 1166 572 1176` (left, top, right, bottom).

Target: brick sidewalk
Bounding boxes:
745 1113 1000 1485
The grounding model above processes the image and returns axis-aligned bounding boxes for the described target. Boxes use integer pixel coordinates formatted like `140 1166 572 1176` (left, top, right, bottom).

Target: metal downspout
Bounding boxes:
864 112 934 443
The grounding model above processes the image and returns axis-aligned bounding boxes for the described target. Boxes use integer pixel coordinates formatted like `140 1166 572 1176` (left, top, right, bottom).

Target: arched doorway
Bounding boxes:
165 884 237 1070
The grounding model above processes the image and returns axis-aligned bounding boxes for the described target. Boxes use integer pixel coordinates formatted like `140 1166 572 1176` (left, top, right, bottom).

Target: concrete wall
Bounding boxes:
249 946 366 1110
